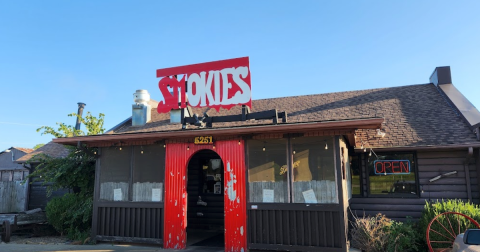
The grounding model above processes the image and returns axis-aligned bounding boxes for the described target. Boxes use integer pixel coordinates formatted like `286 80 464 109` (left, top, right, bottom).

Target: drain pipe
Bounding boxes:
75 103 86 148
465 147 474 202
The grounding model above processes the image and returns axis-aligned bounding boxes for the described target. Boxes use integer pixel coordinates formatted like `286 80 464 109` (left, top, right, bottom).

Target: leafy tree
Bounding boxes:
36 112 105 137
27 111 105 241
33 143 45 150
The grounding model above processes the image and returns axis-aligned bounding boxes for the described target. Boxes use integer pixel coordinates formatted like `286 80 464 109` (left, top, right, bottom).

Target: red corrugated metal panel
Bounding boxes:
163 141 247 251
217 140 247 252
164 143 189 249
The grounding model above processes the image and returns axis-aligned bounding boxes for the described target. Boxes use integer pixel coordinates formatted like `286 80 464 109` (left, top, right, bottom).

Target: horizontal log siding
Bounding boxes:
248 206 343 251
350 150 477 222
96 205 163 243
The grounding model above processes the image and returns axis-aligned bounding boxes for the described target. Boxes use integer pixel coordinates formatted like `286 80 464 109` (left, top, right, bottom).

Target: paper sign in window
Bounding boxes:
262 189 274 203
152 188 162 202
302 189 318 203
113 188 122 201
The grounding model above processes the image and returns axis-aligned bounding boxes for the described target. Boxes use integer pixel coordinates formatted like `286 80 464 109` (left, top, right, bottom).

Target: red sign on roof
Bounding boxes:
156 57 252 114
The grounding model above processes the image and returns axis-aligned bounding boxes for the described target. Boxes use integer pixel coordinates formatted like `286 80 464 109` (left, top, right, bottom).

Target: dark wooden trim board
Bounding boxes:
246 203 341 212
334 136 347 252
53 118 383 146
477 148 480 198
355 144 480 152
96 201 164 208
91 148 102 240
249 243 344 252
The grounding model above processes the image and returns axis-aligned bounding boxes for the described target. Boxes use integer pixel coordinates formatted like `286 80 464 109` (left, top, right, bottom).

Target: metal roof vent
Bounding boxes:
132 90 151 127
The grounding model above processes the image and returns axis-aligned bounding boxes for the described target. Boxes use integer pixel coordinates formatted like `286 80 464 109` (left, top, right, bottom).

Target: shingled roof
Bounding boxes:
15 141 70 163
0 147 34 155
108 83 478 149
13 147 34 154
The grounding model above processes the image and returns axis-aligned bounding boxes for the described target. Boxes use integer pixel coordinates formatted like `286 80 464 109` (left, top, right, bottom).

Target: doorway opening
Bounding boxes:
186 149 225 247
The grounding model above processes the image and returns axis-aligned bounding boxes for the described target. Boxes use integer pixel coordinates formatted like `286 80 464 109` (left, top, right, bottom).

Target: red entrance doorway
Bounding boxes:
164 140 247 252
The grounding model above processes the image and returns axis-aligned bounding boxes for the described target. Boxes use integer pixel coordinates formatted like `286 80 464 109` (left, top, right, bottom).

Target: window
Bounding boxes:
99 147 131 201
247 138 288 203
367 152 417 197
247 136 338 204
291 136 337 203
132 145 165 202
99 144 166 202
350 155 362 197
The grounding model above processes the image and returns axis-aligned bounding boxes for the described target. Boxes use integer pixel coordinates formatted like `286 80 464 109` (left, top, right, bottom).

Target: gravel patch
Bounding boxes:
6 235 68 245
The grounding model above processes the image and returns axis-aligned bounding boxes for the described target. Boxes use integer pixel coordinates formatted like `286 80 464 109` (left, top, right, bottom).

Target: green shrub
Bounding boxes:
351 213 392 252
46 193 93 241
418 199 480 250
385 219 419 252
351 213 419 252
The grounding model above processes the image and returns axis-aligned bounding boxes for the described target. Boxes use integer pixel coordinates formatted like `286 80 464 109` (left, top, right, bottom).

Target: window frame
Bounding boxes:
246 137 291 203
246 135 338 204
97 144 166 202
365 151 420 198
349 153 364 198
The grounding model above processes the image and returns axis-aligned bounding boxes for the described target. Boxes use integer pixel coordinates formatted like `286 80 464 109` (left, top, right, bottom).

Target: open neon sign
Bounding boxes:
156 57 252 114
374 160 410 175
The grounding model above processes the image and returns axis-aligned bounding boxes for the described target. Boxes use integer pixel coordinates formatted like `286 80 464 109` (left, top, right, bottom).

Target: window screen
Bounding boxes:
247 139 288 203
291 136 337 203
132 145 165 202
99 147 131 201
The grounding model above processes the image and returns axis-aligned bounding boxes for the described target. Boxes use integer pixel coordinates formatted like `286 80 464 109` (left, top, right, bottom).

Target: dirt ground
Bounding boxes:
5 235 68 245
1 224 69 245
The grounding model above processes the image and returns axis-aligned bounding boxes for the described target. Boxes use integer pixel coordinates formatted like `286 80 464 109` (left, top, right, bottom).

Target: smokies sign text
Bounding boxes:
156 57 251 114
374 160 410 175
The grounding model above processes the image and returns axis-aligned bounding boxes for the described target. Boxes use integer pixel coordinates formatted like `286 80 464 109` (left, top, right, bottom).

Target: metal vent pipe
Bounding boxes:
75 102 86 132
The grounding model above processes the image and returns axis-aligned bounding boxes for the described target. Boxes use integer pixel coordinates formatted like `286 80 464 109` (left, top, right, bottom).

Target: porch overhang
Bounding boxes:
52 117 383 147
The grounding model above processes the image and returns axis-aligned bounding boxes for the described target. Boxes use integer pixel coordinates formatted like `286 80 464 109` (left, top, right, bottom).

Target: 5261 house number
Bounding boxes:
194 136 213 144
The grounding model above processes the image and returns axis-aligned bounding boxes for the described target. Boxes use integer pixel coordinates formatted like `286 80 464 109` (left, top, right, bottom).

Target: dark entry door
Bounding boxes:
187 150 225 231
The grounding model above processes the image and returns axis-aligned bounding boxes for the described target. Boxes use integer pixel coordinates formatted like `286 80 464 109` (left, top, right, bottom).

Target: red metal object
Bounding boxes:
216 140 247 252
163 140 247 251
163 143 189 249
426 212 480 252
156 57 252 113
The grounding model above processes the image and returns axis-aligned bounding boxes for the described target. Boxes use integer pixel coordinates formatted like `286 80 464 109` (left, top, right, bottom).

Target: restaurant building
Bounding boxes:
54 58 480 252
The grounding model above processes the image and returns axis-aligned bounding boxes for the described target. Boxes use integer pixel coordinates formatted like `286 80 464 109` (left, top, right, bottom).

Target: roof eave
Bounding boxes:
354 143 480 152
53 118 384 146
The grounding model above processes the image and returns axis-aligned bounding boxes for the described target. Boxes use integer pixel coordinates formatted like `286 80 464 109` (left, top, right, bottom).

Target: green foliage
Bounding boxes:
351 213 392 252
36 112 105 137
385 219 419 252
46 193 92 241
27 111 104 242
28 146 96 196
418 199 480 250
351 213 419 252
33 143 45 150
28 111 104 194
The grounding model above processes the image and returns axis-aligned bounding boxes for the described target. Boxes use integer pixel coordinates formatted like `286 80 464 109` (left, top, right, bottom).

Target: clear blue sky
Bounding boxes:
1 1 479 151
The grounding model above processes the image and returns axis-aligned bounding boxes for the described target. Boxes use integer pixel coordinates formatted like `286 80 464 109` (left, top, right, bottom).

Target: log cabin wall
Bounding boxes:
349 148 478 222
